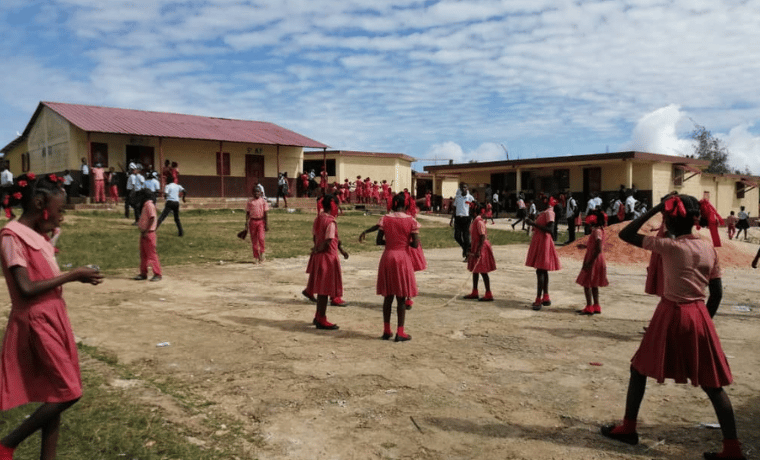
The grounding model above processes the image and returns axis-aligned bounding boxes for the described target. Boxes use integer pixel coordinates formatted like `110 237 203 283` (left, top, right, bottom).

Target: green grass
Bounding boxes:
2 208 533 459
56 208 532 272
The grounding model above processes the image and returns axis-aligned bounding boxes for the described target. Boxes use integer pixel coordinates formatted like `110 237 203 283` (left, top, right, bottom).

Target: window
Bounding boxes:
216 151 230 176
736 181 745 199
553 169 570 190
22 152 30 172
673 166 684 186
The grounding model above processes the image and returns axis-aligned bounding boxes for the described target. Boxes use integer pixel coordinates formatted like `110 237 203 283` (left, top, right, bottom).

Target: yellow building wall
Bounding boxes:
440 178 460 199
333 156 413 193
3 141 26 174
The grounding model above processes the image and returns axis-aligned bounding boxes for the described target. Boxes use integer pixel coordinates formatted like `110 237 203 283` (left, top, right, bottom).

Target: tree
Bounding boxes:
690 123 731 174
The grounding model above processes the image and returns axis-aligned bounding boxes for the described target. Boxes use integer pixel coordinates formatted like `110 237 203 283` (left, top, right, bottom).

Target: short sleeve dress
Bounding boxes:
467 216 496 274
524 209 561 271
305 212 343 298
0 221 82 410
575 227 608 287
377 212 419 297
632 234 732 387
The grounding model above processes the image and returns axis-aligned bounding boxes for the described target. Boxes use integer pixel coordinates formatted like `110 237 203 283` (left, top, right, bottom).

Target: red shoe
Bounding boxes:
532 298 543 310
578 305 594 315
593 304 601 314
463 290 479 300
541 295 551 306
315 317 339 330
394 332 411 342
0 444 14 460
330 297 347 307
479 291 494 301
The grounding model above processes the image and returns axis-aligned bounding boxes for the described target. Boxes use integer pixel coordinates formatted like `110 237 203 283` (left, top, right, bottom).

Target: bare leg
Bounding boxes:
1 399 78 458
623 367 647 422
382 295 393 325
472 273 479 291
584 287 592 305
396 296 406 329
535 270 543 298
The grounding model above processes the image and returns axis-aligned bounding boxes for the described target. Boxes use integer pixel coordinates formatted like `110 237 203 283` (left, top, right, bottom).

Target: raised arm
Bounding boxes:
619 202 664 248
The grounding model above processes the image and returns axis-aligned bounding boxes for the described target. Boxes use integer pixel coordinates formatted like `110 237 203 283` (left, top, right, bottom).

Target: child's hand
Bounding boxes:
237 229 247 240
359 232 366 242
341 249 349 260
75 266 103 285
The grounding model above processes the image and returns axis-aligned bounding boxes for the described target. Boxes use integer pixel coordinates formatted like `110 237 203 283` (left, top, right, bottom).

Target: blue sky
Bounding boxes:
2 0 760 173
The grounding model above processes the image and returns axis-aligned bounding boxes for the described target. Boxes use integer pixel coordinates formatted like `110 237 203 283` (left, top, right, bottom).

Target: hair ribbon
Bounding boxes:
663 196 686 218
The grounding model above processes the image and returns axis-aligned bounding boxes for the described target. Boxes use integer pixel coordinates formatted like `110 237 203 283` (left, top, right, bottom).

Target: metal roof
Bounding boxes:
33 102 329 148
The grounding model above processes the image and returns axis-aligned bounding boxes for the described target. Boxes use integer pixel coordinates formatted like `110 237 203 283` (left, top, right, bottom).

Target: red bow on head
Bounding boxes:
663 196 686 218
585 215 598 226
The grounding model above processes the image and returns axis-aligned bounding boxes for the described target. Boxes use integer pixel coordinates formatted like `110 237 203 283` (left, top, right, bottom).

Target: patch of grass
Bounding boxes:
55 209 531 272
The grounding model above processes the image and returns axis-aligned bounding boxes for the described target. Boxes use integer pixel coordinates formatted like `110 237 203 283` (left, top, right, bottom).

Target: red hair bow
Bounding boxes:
48 174 58 182
26 173 36 180
17 180 27 188
549 197 557 207
664 196 686 218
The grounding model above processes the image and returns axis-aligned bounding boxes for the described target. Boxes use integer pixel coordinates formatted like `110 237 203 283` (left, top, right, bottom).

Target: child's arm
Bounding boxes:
264 210 268 232
409 232 419 249
526 218 553 234
359 225 380 242
10 265 102 298
337 239 349 259
583 235 602 271
619 202 665 248
706 278 722 318
141 216 155 236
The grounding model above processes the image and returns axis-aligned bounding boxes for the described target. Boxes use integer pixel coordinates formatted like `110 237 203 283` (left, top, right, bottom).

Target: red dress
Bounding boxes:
0 221 82 410
524 209 561 271
305 212 343 298
467 216 496 273
575 227 608 287
377 212 419 297
632 234 732 387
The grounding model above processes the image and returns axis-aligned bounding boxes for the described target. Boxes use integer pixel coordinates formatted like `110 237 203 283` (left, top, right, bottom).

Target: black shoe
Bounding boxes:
302 290 317 302
150 275 162 282
394 333 411 342
315 322 339 330
600 424 638 445
381 332 393 340
133 274 147 280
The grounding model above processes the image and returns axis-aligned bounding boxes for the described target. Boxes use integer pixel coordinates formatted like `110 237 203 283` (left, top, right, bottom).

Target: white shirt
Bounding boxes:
454 191 474 216
528 203 537 215
0 170 13 187
492 193 499 203
144 178 160 193
256 183 266 198
164 183 185 202
81 164 89 175
128 173 144 191
612 200 622 215
586 198 597 214
566 197 577 216
625 195 637 213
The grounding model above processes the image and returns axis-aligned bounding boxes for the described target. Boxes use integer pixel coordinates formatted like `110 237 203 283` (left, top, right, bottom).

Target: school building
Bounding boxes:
422 151 760 217
0 101 336 198
303 150 415 194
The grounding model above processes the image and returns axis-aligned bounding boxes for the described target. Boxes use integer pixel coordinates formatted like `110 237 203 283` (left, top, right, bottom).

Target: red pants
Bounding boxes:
139 232 162 276
94 180 106 203
248 219 266 259
728 225 736 240
109 185 119 203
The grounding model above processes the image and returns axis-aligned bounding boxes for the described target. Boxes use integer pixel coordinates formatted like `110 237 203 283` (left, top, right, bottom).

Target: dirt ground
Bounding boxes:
3 217 759 460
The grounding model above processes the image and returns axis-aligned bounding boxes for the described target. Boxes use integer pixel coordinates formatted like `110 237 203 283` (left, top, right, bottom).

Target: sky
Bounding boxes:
1 0 760 173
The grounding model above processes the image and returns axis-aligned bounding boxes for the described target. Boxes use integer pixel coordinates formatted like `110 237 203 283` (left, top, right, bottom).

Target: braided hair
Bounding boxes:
391 192 406 212
3 172 65 214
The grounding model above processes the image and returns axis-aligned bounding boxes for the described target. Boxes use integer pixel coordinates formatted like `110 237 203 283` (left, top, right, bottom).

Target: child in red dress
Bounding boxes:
0 173 103 460
604 194 745 460
360 193 420 341
134 189 162 281
464 204 496 301
240 186 269 263
725 211 737 240
576 210 608 315
305 195 348 329
525 198 561 310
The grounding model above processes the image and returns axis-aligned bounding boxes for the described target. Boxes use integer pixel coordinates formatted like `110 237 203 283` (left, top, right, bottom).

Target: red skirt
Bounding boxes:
305 252 343 298
631 299 733 387
468 240 496 273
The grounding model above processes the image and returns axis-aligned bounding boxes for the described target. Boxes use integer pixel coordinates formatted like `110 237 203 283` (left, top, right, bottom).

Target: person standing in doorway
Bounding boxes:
79 157 90 198
565 192 579 243
277 172 289 208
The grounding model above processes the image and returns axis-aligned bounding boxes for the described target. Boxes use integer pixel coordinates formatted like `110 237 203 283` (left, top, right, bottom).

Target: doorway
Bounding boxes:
126 145 155 172
245 154 265 195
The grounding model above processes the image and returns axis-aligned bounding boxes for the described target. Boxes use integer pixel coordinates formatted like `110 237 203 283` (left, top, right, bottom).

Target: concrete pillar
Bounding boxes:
515 168 522 193
625 160 633 188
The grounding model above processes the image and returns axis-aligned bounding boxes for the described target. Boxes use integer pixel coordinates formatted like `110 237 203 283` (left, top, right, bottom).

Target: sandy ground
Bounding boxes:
2 217 759 460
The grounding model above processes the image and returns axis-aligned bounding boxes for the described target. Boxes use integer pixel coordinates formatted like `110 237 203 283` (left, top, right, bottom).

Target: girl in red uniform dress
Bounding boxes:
374 193 420 341
463 203 496 301
576 210 608 315
0 173 103 460
525 198 561 310
603 194 745 460
305 195 349 330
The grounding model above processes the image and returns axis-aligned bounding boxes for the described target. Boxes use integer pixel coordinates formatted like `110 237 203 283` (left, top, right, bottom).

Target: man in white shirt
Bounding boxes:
126 164 145 222
624 191 637 221
565 192 579 243
449 183 475 259
156 176 185 237
144 172 161 204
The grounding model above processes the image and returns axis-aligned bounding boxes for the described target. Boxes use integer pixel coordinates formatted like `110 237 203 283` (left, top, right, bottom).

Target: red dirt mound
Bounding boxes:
558 215 754 268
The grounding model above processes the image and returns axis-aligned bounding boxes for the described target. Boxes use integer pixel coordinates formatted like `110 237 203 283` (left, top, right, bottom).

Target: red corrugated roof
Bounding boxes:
39 102 329 148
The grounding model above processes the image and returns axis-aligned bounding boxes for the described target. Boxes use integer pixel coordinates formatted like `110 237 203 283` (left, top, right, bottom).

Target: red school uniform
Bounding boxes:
633 234 732 387
246 197 269 260
0 221 82 410
305 212 343 298
467 215 496 274
575 226 608 287
524 209 561 271
376 212 419 297
138 200 162 277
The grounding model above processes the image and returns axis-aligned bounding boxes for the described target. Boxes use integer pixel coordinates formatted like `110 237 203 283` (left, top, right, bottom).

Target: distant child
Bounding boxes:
736 206 750 240
525 198 561 310
107 166 119 205
726 211 737 240
305 194 349 330
239 185 269 263
576 210 608 315
361 193 419 341
92 162 106 203
425 190 432 212
134 189 161 281
0 173 103 460
511 193 527 230
604 194 745 460
463 203 496 301
485 201 494 224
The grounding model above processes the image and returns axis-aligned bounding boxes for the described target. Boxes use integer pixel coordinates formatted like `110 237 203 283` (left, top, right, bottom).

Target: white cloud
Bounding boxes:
724 124 760 175
623 105 695 157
